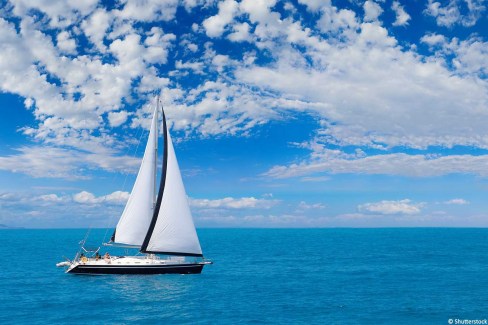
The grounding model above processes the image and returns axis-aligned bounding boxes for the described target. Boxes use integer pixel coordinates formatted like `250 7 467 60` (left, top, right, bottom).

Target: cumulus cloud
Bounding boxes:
0 0 487 199
203 0 239 37
424 0 486 27
234 20 488 151
108 111 129 128
2 0 486 150
81 8 111 51
73 190 130 204
228 22 251 42
56 31 77 53
391 1 410 26
298 0 325 12
9 0 98 28
363 1 383 22
190 196 280 209
114 0 179 22
421 33 447 47
0 190 129 228
358 199 424 215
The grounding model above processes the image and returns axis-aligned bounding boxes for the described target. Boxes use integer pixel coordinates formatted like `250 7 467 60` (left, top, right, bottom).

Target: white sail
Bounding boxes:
113 107 158 246
141 113 203 256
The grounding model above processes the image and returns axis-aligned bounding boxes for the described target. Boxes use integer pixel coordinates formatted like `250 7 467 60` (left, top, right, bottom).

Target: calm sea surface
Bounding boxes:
1 228 488 324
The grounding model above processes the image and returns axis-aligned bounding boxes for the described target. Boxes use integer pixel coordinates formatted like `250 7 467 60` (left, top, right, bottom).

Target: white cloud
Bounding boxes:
56 31 77 53
158 79 279 136
391 1 410 26
298 0 325 12
143 27 175 65
203 0 239 37
363 1 383 22
358 199 424 215
420 33 447 47
73 190 130 204
298 201 325 210
424 0 486 27
444 198 469 205
73 191 98 204
24 97 34 109
316 4 358 34
114 0 179 22
240 0 277 23
9 0 98 28
108 111 129 127
2 0 485 152
451 38 488 76
228 22 251 42
38 194 66 202
0 146 139 179
300 176 330 182
190 196 280 209
81 8 111 51
0 190 128 228
425 1 461 27
196 213 334 227
0 0 487 233
264 151 488 179
174 60 205 74
234 18 488 150
103 191 131 204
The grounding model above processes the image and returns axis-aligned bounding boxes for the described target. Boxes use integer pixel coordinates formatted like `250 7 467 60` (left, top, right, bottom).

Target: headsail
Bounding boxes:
141 111 203 257
112 105 158 247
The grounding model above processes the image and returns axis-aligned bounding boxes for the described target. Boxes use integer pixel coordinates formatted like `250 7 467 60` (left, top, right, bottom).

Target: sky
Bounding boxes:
0 0 487 228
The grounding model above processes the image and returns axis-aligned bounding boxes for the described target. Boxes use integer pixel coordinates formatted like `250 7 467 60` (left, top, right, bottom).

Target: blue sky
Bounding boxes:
0 0 487 228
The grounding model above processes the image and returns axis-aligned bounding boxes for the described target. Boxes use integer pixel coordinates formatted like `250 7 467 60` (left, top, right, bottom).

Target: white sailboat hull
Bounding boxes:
65 256 211 275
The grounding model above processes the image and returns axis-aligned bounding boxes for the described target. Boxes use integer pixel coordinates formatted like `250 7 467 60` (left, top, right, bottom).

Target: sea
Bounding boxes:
1 228 487 324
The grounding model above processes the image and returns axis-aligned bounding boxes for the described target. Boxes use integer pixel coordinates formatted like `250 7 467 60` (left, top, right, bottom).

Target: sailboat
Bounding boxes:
58 97 211 274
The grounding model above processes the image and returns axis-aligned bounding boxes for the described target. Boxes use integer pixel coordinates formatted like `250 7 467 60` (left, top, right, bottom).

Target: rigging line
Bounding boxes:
101 116 149 245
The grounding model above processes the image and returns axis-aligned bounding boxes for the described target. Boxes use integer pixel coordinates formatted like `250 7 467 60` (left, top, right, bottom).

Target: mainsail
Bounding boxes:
112 100 202 257
141 111 203 257
112 106 158 246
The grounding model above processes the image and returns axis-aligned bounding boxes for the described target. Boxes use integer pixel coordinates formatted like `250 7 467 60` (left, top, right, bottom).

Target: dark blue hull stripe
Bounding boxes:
68 263 204 275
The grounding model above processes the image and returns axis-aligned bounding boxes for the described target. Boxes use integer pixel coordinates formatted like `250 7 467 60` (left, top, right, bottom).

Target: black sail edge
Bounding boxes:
140 109 168 253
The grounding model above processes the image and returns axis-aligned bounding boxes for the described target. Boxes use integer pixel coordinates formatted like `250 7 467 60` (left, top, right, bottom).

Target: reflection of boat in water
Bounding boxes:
57 97 211 274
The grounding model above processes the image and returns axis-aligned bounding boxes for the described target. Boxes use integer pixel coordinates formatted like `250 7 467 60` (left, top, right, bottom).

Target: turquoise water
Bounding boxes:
1 228 488 324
